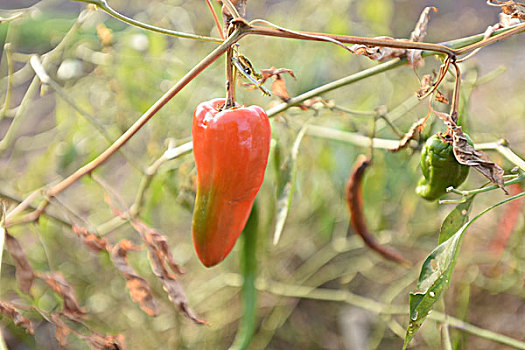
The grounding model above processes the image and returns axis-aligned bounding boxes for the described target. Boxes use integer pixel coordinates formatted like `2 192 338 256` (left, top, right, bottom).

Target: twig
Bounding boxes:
205 0 224 39
74 0 222 43
28 55 143 172
0 43 14 120
45 29 243 199
223 275 525 349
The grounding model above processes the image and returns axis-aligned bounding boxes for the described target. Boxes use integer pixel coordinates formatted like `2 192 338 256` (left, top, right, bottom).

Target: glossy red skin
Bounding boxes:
192 98 271 267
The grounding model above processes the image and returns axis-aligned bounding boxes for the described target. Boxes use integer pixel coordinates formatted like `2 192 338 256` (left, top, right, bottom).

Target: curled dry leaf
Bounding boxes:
72 225 108 253
451 125 507 193
5 233 35 296
40 272 87 319
346 155 410 265
352 7 436 68
111 239 158 317
105 195 204 324
389 114 429 152
0 300 34 334
78 332 126 350
488 0 525 20
432 111 507 192
132 222 206 324
259 67 296 102
50 313 70 347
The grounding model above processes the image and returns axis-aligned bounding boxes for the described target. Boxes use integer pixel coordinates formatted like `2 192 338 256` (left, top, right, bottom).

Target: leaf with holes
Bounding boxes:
439 196 475 244
403 225 466 349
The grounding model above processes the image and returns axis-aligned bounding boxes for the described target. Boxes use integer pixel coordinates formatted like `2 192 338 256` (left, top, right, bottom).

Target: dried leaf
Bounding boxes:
389 114 429 152
0 300 34 334
41 272 86 319
435 90 449 104
158 276 207 325
451 126 507 193
111 240 158 317
72 225 108 253
79 332 126 350
50 313 70 347
489 0 525 19
346 155 409 265
259 67 296 102
5 233 35 296
105 196 203 324
410 7 438 42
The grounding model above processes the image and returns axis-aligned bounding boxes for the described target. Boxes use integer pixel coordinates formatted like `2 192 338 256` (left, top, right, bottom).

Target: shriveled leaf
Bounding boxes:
157 275 206 325
410 7 437 42
435 90 449 104
105 197 203 323
0 300 34 334
488 0 525 19
111 240 158 317
5 233 35 296
78 332 126 350
403 226 465 349
273 124 308 245
451 126 507 193
259 67 296 102
72 225 108 253
41 272 86 319
389 114 429 152
439 196 475 244
50 313 70 347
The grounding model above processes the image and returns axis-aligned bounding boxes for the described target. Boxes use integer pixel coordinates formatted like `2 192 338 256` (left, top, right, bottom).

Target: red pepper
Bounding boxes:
192 98 271 267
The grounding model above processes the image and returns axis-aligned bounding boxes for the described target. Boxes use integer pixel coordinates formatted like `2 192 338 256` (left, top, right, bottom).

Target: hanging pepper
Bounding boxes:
416 133 471 201
192 98 271 267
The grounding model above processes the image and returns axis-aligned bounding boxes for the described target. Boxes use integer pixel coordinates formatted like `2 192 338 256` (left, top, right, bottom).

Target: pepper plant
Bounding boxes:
0 0 525 349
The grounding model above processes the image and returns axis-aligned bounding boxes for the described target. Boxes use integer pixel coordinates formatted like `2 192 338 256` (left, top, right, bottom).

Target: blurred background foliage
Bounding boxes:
0 0 524 349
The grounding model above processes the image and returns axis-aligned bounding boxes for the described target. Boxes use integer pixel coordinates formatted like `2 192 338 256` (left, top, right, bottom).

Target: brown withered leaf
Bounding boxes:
111 240 158 317
0 300 34 334
351 7 437 67
72 225 108 253
128 221 206 324
259 67 296 102
410 7 438 42
104 196 203 323
488 0 525 19
41 272 86 319
5 233 35 296
158 276 207 325
451 125 507 193
49 313 70 347
389 114 429 152
78 332 126 350
435 90 449 104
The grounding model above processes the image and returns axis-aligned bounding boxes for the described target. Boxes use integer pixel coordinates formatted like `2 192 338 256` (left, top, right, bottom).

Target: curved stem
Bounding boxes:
45 29 244 199
229 202 259 350
74 0 222 43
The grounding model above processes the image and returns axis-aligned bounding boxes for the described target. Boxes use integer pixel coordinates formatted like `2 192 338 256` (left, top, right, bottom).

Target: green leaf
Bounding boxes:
403 227 465 349
273 124 308 245
403 191 525 349
438 196 474 244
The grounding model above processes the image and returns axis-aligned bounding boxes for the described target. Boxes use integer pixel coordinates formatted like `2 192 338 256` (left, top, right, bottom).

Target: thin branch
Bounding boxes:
29 55 143 172
0 43 14 120
223 276 525 350
74 0 222 43
205 0 224 39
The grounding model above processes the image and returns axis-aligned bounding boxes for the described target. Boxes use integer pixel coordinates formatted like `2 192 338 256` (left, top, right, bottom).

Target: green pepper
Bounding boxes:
416 133 471 201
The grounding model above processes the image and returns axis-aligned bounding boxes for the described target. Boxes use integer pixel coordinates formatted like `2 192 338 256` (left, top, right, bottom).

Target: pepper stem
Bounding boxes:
225 44 236 109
